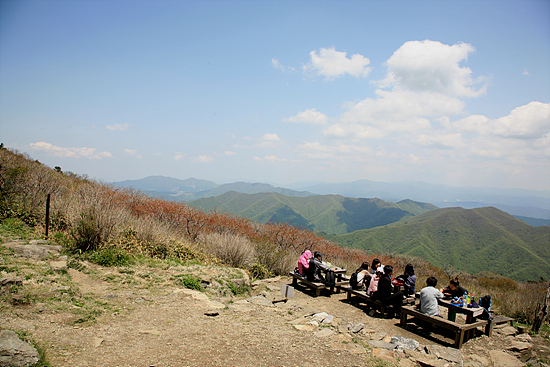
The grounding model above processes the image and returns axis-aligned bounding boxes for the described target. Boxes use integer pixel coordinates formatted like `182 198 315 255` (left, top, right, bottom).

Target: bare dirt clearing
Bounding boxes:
1 244 549 367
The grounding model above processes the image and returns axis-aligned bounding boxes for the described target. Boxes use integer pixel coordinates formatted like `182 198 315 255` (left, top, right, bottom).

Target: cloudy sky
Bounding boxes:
1 0 549 190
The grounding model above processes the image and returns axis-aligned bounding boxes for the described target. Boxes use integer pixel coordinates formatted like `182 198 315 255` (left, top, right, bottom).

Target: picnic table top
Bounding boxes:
438 298 484 317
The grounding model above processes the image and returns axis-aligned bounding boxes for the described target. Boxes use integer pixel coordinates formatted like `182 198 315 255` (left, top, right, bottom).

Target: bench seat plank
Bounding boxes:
400 306 489 349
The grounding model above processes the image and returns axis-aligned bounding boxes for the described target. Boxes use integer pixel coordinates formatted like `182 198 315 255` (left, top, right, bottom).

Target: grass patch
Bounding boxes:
13 330 52 367
176 274 203 291
86 247 134 267
0 217 36 241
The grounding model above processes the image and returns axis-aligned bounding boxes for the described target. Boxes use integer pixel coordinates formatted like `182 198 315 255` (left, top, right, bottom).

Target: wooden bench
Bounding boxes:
342 287 415 315
493 315 515 326
289 272 327 296
400 306 490 349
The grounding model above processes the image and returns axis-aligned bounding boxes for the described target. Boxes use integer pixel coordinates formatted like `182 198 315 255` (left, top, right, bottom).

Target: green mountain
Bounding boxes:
327 206 550 282
188 192 436 235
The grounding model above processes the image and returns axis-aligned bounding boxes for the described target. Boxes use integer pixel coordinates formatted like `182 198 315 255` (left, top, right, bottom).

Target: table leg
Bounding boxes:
448 310 457 322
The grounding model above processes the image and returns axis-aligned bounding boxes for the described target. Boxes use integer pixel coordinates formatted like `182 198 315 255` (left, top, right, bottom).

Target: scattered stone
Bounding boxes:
372 347 398 363
488 350 524 367
311 312 329 323
337 322 351 333
506 341 531 352
391 335 420 351
517 326 528 334
368 309 376 317
314 328 334 338
307 320 319 327
371 331 388 341
495 325 517 336
351 322 364 333
246 296 273 307
0 329 40 367
415 358 448 367
92 337 103 348
425 344 462 364
204 311 219 317
515 333 532 343
465 354 491 367
404 348 435 362
368 340 396 350
398 358 417 367
293 324 316 332
322 315 334 324
51 286 70 292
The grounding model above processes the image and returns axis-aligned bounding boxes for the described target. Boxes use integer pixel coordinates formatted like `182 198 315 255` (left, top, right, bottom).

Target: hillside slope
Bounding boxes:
188 192 436 235
329 207 550 282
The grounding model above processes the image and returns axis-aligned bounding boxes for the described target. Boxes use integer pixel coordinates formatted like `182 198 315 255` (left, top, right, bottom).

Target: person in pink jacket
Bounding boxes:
298 250 312 276
367 266 384 296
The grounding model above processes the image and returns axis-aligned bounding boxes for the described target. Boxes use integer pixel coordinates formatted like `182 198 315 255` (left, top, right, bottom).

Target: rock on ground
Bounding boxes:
0 330 40 367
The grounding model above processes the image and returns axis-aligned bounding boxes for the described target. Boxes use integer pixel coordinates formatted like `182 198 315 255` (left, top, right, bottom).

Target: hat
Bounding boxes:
376 266 384 273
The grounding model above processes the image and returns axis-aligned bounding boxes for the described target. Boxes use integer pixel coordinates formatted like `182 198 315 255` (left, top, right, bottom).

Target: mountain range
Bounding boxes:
326 206 550 282
188 191 437 235
112 176 550 281
112 176 550 225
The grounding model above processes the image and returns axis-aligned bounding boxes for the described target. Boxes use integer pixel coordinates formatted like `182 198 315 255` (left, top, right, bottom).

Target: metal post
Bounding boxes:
45 194 50 238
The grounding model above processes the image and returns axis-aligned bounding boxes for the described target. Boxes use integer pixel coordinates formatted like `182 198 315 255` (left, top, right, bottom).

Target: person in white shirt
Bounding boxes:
419 276 444 317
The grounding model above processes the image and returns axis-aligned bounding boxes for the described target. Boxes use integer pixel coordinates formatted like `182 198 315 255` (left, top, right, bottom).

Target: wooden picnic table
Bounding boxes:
438 298 488 340
289 264 348 296
438 299 484 323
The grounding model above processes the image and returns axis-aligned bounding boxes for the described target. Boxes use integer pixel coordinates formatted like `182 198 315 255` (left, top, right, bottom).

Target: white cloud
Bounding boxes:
271 58 296 72
221 151 236 156
174 153 186 161
198 155 213 163
29 142 112 159
257 133 281 148
303 47 371 80
123 149 142 158
297 141 373 160
454 101 550 139
283 108 328 125
522 69 530 76
380 40 487 97
105 123 132 131
254 155 287 162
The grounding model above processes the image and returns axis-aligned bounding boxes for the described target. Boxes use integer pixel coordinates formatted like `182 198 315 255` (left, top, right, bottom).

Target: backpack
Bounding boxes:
349 272 359 289
325 270 336 287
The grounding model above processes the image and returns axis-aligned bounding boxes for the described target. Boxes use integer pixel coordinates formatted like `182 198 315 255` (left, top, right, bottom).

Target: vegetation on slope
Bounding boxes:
1 146 549 327
188 192 436 235
329 207 550 282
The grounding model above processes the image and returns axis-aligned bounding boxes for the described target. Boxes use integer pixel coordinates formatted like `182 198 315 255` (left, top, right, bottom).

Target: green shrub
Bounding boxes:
227 281 250 296
87 248 133 267
249 262 272 280
177 274 203 291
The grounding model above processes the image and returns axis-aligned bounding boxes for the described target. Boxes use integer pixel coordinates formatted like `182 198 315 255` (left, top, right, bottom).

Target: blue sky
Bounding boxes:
1 0 549 190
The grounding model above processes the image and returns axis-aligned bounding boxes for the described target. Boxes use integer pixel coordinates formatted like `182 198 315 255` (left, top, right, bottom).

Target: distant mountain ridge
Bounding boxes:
327 206 550 282
188 192 437 235
111 176 550 225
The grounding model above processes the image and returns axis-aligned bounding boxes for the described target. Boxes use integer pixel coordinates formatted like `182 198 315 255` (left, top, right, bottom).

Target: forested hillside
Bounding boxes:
188 192 437 235
328 207 550 282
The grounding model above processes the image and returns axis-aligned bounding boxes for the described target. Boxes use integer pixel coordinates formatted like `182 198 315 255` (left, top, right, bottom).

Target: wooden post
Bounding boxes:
531 282 550 333
45 194 50 238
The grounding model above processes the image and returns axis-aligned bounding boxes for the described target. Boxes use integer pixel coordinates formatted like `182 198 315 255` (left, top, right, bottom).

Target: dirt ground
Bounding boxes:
2 256 549 367
1 260 437 367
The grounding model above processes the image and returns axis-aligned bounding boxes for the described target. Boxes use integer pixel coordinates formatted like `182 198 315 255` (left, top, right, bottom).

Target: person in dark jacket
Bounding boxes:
307 251 330 283
441 278 468 299
397 264 416 296
371 265 404 317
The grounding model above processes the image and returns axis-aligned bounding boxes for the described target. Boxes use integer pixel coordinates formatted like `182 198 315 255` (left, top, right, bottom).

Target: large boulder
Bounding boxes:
0 330 40 367
3 242 62 260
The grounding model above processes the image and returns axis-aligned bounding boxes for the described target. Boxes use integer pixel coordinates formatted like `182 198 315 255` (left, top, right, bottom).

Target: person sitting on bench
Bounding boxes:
371 265 404 317
297 250 312 276
307 251 330 283
441 278 468 299
419 276 444 317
